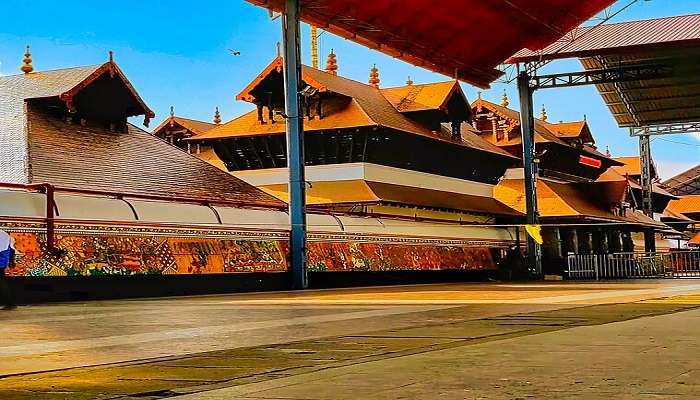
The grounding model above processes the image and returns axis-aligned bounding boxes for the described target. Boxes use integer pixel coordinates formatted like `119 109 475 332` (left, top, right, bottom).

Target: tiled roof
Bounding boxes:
152 116 216 137
381 81 462 113
690 232 700 246
196 58 514 159
25 107 284 208
471 99 617 164
0 62 156 183
667 195 700 216
495 178 664 227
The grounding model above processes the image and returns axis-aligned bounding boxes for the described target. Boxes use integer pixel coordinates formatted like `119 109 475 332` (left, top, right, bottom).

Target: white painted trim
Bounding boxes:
233 163 495 197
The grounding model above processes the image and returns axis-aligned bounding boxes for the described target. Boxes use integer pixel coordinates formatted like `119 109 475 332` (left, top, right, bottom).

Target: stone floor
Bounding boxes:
2 280 700 399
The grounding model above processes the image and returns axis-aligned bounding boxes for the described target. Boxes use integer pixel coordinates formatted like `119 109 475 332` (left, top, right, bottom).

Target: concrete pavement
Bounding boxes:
2 281 700 399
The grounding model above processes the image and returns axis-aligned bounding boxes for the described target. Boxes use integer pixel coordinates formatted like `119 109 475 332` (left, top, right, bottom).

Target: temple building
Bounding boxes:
151 107 227 171
0 49 521 302
186 55 523 225
469 95 671 269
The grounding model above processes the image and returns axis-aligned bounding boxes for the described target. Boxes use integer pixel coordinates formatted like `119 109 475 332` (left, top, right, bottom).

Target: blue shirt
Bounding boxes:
0 246 13 269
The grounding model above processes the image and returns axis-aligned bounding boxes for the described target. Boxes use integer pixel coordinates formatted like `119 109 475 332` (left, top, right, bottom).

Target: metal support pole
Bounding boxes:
517 71 542 276
282 0 308 289
638 132 656 253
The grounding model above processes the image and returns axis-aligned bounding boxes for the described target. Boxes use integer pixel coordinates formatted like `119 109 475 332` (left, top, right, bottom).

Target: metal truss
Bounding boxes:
529 64 674 90
629 121 700 136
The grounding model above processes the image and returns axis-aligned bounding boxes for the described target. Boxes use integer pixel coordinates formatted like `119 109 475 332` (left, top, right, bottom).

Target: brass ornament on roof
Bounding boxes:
406 76 413 85
214 107 222 125
369 64 380 88
500 90 509 107
540 104 548 121
325 49 338 75
21 45 33 74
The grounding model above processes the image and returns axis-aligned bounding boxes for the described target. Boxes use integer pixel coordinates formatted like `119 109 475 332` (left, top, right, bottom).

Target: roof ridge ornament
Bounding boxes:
21 45 33 74
406 76 413 85
169 106 175 127
369 64 380 88
540 104 548 121
500 89 509 108
325 49 338 75
214 107 222 124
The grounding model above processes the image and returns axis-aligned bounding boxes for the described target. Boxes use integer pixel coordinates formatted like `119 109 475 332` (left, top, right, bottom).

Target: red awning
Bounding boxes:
246 0 614 88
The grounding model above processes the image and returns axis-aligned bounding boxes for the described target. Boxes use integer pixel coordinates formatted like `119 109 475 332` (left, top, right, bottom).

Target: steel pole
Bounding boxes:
517 71 542 276
638 133 656 253
282 0 308 289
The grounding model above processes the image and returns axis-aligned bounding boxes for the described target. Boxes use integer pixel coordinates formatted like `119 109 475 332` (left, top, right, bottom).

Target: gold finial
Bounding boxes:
21 45 33 74
500 89 509 107
477 91 482 100
213 107 222 124
170 106 175 118
540 104 548 121
276 42 281 57
325 49 338 75
109 50 114 63
605 145 611 157
406 76 413 85
583 113 587 121
368 64 380 88
310 26 319 68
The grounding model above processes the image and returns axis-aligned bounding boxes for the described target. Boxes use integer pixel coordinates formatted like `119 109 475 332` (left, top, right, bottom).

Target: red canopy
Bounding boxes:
247 0 614 88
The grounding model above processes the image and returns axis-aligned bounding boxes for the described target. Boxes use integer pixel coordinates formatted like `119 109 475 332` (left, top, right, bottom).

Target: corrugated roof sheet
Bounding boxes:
248 0 613 88
509 14 700 62
662 164 700 195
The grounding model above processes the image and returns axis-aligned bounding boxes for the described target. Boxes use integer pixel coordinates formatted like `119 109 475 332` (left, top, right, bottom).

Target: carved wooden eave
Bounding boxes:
472 99 519 140
58 60 156 127
236 56 329 103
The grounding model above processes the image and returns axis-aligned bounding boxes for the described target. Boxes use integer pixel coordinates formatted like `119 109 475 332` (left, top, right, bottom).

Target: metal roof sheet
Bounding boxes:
247 0 613 88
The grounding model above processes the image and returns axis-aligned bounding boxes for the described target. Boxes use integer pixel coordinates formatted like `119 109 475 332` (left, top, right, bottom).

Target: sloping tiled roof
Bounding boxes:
667 195 700 217
25 107 284 208
197 58 514 159
152 116 216 137
495 178 664 227
380 81 462 112
260 179 521 215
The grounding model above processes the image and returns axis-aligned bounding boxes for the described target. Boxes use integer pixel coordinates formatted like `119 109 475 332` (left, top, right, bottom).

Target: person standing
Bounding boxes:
0 230 17 310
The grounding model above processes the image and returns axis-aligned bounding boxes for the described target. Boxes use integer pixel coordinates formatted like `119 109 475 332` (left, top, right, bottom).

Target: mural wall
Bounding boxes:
3 224 497 277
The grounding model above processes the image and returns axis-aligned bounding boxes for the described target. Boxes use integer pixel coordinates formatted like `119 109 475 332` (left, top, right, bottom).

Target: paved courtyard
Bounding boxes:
2 281 700 399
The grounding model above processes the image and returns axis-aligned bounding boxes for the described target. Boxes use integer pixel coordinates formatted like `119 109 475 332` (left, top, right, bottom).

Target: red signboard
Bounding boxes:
579 155 602 168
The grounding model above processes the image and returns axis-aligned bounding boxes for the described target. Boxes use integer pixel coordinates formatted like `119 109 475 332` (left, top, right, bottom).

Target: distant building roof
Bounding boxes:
662 164 700 196
152 115 216 137
381 80 463 113
667 195 700 218
611 156 658 179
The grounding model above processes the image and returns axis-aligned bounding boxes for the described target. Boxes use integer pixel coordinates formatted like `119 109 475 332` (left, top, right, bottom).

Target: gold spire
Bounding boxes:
276 42 281 57
20 45 33 74
500 89 509 107
605 145 611 157
170 106 175 117
310 25 319 68
368 64 380 88
325 49 338 75
109 50 114 63
406 76 413 85
540 104 548 121
213 107 222 125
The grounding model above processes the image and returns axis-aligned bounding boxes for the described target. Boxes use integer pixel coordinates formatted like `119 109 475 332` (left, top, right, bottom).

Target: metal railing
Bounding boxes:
566 251 700 280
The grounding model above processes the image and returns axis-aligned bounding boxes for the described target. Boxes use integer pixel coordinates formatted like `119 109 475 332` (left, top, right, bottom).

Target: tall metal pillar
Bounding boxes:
517 71 542 276
638 133 656 253
282 0 308 289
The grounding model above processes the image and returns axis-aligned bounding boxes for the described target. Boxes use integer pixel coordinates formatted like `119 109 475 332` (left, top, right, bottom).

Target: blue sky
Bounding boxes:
0 0 697 179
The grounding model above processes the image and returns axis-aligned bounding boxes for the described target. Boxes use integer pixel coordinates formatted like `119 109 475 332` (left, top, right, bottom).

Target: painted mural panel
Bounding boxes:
4 228 496 277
